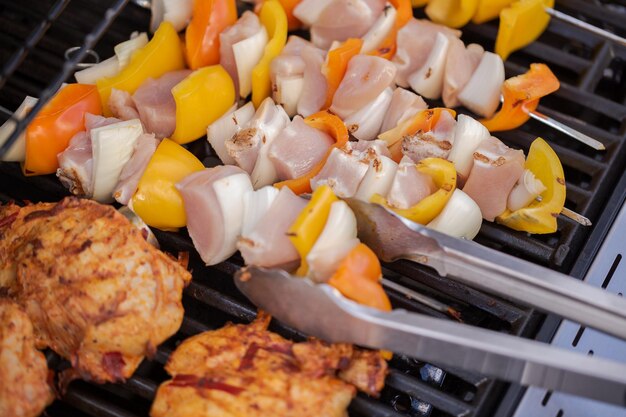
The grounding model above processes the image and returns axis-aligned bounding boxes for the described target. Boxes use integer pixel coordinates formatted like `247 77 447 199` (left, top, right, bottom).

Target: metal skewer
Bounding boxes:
545 7 626 48
381 278 462 321
535 196 592 226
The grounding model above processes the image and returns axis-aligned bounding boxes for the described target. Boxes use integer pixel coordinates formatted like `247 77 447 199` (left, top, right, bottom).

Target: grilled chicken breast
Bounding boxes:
0 299 53 417
151 312 387 417
0 198 191 383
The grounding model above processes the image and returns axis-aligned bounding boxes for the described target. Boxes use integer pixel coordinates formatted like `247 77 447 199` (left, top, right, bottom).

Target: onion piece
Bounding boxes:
0 96 37 162
447 114 490 180
361 3 397 54
207 102 256 165
408 32 450 99
344 87 394 141
293 0 335 27
150 0 193 32
307 200 360 282
90 119 143 203
275 75 304 117
427 189 482 240
507 169 547 212
354 154 398 203
241 185 280 236
457 52 504 118
114 32 149 68
250 101 290 188
233 27 269 99
74 57 119 85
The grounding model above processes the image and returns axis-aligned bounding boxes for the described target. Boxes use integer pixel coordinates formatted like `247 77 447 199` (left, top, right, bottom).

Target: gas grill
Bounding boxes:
0 0 624 416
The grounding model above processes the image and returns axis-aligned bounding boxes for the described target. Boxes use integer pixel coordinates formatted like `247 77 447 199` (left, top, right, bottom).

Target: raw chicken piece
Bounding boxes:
401 110 456 162
177 166 252 266
297 45 328 117
57 114 122 198
109 70 192 138
343 87 393 140
220 11 264 97
225 127 263 173
380 88 428 133
330 55 397 119
352 139 392 158
0 198 191 383
462 136 525 221
268 116 334 180
113 133 160 205
310 0 386 49
150 314 387 417
131 70 192 138
238 187 308 269
207 103 256 165
311 146 370 198
442 39 484 108
392 18 461 88
0 299 53 417
385 156 436 209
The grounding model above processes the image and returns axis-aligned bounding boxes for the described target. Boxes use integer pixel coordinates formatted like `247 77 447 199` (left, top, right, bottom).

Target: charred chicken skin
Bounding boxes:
0 299 54 417
0 197 191 383
151 312 388 417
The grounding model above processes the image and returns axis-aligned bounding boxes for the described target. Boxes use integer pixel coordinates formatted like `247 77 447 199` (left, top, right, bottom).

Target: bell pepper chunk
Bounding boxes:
496 137 565 234
481 63 559 132
369 0 412 60
323 38 363 109
170 65 235 144
266 0 302 30
379 108 456 162
472 0 514 23
425 0 479 28
412 0 430 6
327 243 391 311
288 185 339 276
495 0 554 60
97 22 185 116
24 84 102 175
131 138 205 230
251 0 288 108
371 158 457 224
274 111 349 194
185 0 238 69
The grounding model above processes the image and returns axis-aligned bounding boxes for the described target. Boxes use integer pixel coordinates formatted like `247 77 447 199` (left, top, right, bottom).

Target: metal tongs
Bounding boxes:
235 200 626 407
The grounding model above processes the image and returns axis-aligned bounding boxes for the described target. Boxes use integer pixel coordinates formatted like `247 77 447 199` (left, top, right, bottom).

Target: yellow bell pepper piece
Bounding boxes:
473 0 514 23
97 22 185 116
131 138 205 230
288 185 339 276
425 0 479 28
170 65 235 144
495 0 554 60
371 158 457 224
251 0 287 108
496 138 565 234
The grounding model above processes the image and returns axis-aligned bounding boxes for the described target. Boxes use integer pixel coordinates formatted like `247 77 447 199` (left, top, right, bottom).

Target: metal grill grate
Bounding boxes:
0 1 625 416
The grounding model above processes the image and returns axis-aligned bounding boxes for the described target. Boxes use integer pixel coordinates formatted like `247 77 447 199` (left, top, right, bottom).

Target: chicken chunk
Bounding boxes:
0 198 191 383
0 299 53 417
151 313 388 417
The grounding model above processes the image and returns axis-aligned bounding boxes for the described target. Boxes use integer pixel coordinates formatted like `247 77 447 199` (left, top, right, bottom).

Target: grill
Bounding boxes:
0 1 625 416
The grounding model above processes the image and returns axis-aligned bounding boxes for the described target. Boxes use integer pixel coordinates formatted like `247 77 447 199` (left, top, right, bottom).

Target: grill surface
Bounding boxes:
0 1 625 416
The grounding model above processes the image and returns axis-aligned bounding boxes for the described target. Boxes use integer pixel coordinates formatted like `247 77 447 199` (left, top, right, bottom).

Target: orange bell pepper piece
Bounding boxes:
369 0 412 60
274 111 349 194
24 84 102 175
327 243 391 311
379 108 456 162
322 38 363 109
481 63 559 132
185 0 238 69
279 0 303 30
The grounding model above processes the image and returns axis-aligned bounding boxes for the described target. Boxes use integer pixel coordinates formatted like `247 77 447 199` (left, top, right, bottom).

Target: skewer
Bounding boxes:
545 8 626 48
381 278 462 321
535 196 592 226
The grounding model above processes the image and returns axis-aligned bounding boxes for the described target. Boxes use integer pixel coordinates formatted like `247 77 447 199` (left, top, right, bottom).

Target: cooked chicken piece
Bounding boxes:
151 313 388 417
0 299 53 417
0 198 191 383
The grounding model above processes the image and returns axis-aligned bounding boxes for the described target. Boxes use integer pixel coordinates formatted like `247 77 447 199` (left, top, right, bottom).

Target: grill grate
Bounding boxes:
0 0 625 416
